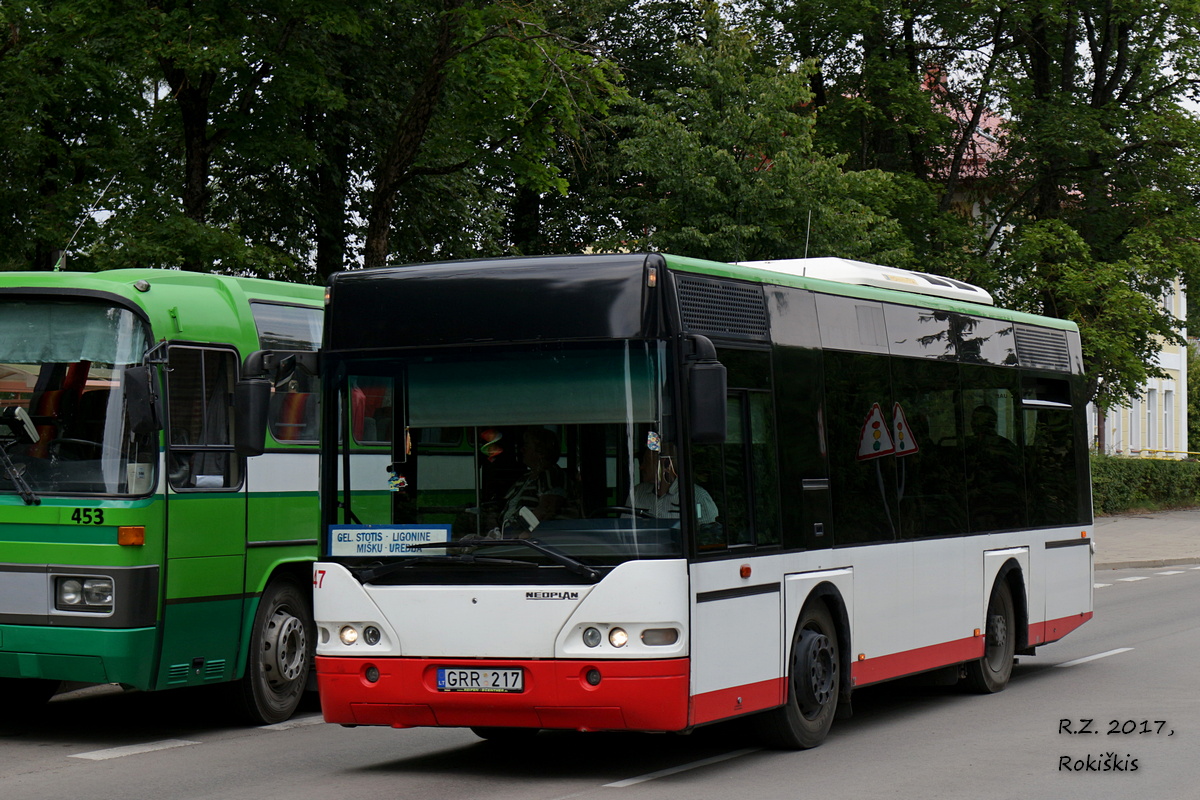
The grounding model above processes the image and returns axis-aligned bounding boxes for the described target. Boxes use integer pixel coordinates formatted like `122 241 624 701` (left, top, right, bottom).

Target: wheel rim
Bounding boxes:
983 608 1009 671
262 607 307 686
796 628 837 715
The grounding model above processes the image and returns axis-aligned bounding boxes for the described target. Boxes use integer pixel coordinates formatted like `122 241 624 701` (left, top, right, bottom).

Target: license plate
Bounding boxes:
437 667 524 693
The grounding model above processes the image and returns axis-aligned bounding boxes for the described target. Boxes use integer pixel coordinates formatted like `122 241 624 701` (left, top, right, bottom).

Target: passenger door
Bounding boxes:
158 345 248 688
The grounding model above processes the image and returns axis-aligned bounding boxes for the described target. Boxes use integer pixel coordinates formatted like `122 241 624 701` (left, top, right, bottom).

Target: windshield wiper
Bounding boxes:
409 538 602 583
353 552 538 583
0 445 39 505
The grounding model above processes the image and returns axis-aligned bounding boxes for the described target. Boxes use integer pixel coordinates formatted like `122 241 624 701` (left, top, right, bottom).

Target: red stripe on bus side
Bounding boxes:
690 678 786 726
851 636 984 687
1028 611 1093 646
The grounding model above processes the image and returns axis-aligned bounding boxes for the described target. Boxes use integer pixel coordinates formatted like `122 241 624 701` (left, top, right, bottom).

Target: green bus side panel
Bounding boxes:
156 595 247 689
166 493 247 558
0 497 166 568
165 554 244 601
0 625 158 687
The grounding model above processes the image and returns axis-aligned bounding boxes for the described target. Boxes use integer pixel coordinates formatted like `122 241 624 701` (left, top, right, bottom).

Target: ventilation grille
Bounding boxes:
166 659 227 684
1014 325 1072 372
676 276 769 341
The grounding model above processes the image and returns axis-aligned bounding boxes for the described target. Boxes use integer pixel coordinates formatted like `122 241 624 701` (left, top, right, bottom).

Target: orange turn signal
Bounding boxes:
118 526 145 546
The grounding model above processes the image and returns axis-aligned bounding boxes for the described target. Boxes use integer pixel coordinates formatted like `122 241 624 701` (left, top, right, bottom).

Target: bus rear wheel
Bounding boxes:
237 578 313 724
964 580 1016 693
755 602 840 750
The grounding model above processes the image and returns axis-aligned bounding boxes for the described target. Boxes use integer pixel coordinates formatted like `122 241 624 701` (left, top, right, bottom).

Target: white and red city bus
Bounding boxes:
312 253 1092 748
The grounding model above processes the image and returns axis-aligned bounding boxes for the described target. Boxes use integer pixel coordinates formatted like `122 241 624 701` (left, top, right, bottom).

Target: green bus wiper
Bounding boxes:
410 538 602 583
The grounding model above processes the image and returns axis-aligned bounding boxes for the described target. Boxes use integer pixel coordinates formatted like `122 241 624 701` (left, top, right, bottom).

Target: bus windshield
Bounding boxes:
0 300 156 497
329 341 695 577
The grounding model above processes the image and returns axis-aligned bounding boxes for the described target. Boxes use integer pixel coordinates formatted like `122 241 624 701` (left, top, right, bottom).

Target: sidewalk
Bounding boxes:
1092 508 1200 570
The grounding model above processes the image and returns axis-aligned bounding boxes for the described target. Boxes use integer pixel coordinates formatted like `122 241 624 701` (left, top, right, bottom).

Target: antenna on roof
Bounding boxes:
54 174 117 272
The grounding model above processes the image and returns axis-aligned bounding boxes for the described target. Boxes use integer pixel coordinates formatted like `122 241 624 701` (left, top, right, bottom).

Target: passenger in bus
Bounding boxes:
631 445 719 526
492 426 568 535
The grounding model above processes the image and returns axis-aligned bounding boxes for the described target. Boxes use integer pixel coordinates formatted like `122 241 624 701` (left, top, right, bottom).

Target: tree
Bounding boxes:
598 3 910 263
0 2 144 271
984 0 1200 409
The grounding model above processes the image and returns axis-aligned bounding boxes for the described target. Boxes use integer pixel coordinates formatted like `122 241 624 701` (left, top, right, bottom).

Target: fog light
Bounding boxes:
339 625 359 645
585 668 601 686
641 627 679 646
365 666 380 683
582 627 602 648
608 627 628 648
363 626 381 646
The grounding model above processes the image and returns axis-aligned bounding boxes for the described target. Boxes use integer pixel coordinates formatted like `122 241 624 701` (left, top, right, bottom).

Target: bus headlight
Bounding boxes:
582 627 602 648
608 627 629 648
339 625 359 645
55 576 114 612
82 578 114 606
59 578 82 606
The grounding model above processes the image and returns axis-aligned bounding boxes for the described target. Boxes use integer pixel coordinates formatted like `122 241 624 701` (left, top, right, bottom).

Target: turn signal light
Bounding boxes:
118 526 145 546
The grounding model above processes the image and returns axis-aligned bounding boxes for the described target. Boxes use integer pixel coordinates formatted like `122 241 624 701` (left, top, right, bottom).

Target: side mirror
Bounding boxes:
123 366 162 436
234 349 321 457
234 378 271 457
688 336 727 444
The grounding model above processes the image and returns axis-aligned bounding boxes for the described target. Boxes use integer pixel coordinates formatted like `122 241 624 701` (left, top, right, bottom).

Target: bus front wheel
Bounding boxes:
964 580 1016 693
755 602 840 750
237 577 313 724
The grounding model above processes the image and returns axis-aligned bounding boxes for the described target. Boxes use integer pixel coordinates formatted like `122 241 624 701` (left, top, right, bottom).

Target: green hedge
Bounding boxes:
1090 454 1200 515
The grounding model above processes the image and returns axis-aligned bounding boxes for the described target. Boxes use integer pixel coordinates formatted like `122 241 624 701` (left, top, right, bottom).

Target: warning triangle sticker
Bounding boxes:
892 402 920 457
857 402 895 460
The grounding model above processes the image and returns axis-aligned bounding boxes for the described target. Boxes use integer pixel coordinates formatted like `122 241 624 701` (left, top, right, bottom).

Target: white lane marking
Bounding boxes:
1094 583 1111 588
1192 566 1200 570
1118 576 1148 582
1155 570 1185 576
1055 648 1133 668
260 714 325 732
71 739 200 760
605 748 760 788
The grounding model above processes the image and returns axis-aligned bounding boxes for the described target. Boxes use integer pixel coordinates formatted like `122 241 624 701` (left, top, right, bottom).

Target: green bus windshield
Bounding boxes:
0 300 156 497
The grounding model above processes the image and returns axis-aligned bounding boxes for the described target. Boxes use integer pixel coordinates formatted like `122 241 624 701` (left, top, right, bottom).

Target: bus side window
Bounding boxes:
691 390 781 550
166 347 241 491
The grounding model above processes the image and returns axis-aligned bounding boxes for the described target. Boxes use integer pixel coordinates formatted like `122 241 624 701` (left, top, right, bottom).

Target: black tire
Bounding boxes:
236 578 313 724
471 726 540 745
964 579 1016 693
755 602 840 750
0 678 59 726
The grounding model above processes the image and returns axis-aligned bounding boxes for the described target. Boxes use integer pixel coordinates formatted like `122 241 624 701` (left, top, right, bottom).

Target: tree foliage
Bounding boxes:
2 0 1199 409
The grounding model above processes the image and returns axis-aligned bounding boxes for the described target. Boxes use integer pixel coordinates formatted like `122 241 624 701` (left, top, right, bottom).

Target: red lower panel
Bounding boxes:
690 678 786 726
317 656 690 732
851 612 1095 686
851 636 983 687
1028 611 1092 646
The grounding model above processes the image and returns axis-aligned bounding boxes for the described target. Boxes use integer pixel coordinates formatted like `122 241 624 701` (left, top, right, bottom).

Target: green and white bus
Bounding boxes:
0 269 323 723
